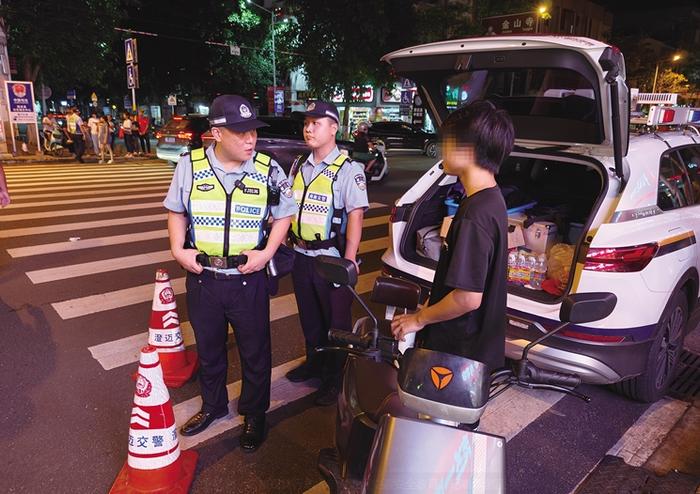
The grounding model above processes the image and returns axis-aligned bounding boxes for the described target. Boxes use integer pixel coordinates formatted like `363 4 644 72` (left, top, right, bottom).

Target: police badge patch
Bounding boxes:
239 104 252 118
197 184 215 192
280 179 293 198
354 174 366 191
307 102 316 111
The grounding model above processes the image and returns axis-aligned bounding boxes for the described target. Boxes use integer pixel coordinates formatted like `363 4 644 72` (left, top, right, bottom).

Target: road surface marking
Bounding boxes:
0 213 166 238
6 177 172 192
8 184 168 201
0 201 165 222
87 271 381 369
4 192 166 210
6 171 172 185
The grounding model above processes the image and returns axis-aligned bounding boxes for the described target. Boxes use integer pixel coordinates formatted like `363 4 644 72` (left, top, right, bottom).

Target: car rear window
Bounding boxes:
442 68 601 144
162 117 207 132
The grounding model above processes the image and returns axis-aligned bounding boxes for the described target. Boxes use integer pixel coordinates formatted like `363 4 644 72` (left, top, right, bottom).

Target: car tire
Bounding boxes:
613 290 688 403
424 141 438 158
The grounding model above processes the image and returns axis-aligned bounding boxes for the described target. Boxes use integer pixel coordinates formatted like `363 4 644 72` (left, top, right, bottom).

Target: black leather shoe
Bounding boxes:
240 414 266 452
180 409 228 437
315 384 340 407
285 362 320 383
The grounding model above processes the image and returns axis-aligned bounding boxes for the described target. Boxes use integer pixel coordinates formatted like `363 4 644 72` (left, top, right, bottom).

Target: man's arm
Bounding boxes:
391 288 482 341
343 208 364 267
239 215 292 274
168 211 203 273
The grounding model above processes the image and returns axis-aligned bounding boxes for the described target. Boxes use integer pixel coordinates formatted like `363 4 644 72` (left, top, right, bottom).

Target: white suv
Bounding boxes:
380 36 699 402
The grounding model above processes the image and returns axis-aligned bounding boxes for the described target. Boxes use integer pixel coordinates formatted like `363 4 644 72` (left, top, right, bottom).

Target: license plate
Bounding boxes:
165 137 175 143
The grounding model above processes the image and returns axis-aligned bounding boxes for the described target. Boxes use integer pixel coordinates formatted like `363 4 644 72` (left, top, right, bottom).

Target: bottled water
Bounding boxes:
530 254 547 290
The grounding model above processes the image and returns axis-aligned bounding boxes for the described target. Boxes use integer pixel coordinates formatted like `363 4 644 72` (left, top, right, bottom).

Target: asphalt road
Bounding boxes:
0 151 697 494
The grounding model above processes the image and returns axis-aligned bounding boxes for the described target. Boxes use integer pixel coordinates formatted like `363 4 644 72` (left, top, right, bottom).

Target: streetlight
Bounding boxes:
535 5 549 34
246 0 276 91
652 53 682 93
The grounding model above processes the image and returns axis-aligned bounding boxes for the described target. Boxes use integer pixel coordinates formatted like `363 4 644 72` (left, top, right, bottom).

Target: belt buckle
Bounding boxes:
209 256 227 269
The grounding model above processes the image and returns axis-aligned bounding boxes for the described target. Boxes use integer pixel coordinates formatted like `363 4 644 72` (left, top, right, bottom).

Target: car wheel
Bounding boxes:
424 141 438 158
613 290 688 403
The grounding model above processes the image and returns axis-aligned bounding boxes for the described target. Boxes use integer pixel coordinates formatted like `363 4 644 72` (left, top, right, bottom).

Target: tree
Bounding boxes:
656 69 689 94
290 0 414 135
0 0 124 95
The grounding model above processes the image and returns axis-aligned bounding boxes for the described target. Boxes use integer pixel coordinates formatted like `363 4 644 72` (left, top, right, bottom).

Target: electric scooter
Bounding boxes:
313 256 617 493
353 139 388 183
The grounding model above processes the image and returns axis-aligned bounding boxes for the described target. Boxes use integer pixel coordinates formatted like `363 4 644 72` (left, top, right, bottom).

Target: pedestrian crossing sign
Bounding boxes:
124 38 138 65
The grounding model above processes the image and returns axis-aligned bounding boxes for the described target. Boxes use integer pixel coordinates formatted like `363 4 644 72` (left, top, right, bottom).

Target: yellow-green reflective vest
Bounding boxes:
188 147 270 256
290 154 348 242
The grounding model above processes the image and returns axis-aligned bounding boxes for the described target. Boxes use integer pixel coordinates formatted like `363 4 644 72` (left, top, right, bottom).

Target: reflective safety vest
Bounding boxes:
290 154 348 242
188 147 271 257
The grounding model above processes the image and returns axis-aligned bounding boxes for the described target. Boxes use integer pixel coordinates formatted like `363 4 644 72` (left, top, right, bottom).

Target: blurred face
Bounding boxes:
211 126 257 163
303 117 337 150
441 137 476 176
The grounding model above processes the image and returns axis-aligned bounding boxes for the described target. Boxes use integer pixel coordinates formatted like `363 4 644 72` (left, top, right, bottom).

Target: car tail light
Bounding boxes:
177 132 193 140
173 116 183 120
155 132 162 139
583 243 658 272
560 329 625 343
390 206 398 222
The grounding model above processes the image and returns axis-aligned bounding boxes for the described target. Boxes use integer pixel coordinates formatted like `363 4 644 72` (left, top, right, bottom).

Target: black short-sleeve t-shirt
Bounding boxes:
417 185 508 372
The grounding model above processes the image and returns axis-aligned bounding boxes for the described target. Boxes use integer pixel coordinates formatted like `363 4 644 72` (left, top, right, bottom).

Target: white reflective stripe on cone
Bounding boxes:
134 350 170 407
127 425 181 470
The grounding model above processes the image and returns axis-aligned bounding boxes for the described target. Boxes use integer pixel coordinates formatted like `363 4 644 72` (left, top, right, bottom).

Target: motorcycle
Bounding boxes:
352 138 388 183
313 255 616 493
43 128 68 157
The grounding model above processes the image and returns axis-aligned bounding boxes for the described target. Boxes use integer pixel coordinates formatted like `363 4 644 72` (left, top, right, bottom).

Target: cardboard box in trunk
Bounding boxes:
509 213 559 254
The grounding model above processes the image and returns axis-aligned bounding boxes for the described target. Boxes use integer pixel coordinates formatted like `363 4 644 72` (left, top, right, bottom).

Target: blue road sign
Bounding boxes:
127 64 139 89
124 38 138 64
67 89 76 100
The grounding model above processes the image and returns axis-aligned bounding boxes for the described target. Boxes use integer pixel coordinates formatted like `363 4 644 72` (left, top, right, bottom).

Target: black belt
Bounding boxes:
196 253 248 270
289 234 338 251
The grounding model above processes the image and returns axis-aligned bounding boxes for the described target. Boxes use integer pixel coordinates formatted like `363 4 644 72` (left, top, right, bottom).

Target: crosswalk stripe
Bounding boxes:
3 161 165 172
8 175 172 190
0 213 166 238
88 270 381 369
606 398 688 466
9 215 390 258
7 171 172 184
4 192 166 210
8 230 168 257
0 201 165 222
5 179 172 193
4 165 170 178
8 184 168 201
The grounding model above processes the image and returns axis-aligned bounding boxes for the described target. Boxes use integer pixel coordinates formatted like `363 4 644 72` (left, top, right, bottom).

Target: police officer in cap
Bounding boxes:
163 95 297 451
285 101 369 406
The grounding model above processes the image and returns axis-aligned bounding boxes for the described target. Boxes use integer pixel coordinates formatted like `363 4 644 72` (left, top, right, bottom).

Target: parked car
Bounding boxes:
155 114 211 165
367 121 438 157
158 114 353 172
380 35 700 403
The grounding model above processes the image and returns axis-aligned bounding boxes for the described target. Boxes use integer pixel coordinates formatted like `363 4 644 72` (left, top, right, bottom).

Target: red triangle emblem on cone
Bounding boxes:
148 269 198 388
110 346 198 493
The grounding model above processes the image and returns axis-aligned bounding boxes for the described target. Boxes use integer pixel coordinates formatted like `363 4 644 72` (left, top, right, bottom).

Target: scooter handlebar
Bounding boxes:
328 329 372 349
524 365 581 388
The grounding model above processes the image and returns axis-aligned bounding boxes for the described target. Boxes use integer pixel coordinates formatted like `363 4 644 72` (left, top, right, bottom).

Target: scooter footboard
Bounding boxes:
364 415 506 493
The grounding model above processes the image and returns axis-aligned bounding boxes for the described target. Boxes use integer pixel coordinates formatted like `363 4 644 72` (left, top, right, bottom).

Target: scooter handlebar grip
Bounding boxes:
530 367 581 387
328 329 369 348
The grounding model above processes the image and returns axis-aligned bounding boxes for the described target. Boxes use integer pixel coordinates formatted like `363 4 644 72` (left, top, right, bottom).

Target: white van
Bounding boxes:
380 36 700 402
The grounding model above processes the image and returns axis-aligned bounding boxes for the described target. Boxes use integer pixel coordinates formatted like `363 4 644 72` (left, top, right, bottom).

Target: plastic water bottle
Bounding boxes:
507 250 518 283
530 254 547 290
515 251 527 284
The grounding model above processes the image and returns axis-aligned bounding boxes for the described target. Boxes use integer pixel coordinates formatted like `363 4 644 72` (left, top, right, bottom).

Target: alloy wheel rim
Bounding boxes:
654 306 684 389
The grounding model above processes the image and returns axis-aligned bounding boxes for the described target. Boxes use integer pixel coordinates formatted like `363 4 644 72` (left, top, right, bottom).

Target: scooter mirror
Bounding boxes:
370 276 421 310
314 255 358 287
559 292 617 324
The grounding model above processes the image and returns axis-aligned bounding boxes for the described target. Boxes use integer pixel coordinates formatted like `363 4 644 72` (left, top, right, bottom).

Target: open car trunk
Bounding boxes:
401 151 607 303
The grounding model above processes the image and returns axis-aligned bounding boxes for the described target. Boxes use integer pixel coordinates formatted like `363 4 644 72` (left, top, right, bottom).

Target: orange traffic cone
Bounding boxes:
149 269 198 387
111 346 198 493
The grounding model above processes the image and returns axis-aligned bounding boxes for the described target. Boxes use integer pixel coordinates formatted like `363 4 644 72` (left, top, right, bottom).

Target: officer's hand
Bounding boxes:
173 248 203 274
391 312 425 342
238 250 271 274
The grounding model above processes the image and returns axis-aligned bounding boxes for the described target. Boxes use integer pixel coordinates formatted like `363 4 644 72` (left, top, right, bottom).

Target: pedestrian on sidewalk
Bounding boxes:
164 95 297 452
121 112 134 158
0 163 10 207
137 110 151 155
88 111 100 155
284 101 369 407
98 116 114 164
107 114 117 152
41 113 53 151
65 107 86 163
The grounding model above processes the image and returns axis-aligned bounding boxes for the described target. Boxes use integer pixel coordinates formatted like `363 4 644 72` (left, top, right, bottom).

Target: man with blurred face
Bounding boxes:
391 100 515 374
284 101 369 406
163 95 297 451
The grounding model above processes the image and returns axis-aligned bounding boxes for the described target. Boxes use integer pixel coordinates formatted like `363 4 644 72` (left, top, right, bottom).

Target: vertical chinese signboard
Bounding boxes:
4 80 40 153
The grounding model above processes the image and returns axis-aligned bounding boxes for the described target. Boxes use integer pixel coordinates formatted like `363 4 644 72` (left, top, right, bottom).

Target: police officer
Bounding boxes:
285 101 369 406
163 95 297 451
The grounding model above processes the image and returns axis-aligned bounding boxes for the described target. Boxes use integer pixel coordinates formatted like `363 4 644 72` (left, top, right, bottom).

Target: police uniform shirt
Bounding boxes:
293 146 369 258
163 145 298 274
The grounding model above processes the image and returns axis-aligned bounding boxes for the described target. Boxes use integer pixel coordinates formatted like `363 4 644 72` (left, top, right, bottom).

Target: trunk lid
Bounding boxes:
381 36 629 175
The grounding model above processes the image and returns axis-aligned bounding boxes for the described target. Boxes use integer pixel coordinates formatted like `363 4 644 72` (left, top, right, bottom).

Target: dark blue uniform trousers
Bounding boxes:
186 269 271 416
291 253 353 386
